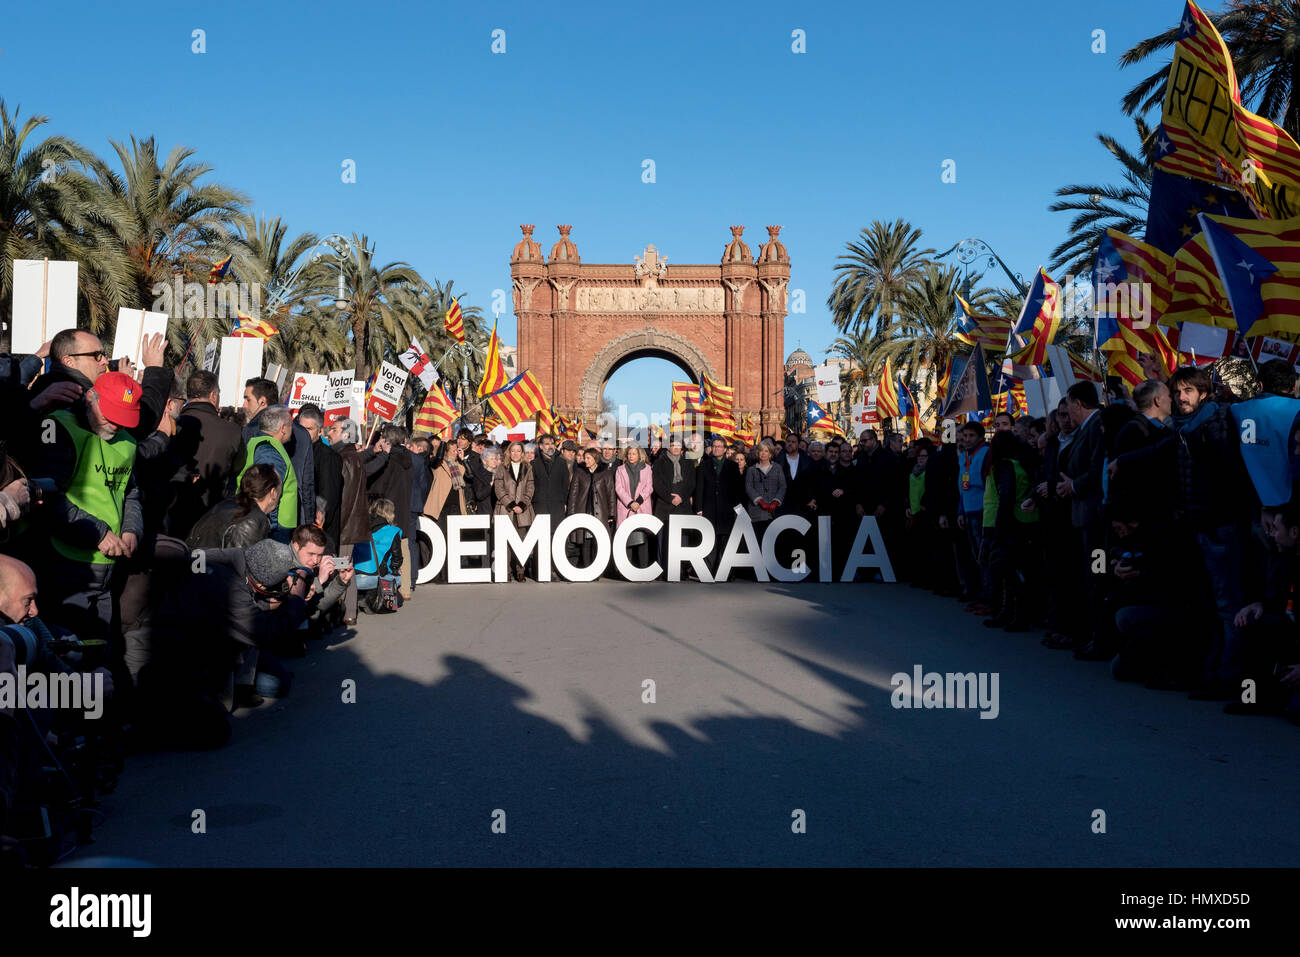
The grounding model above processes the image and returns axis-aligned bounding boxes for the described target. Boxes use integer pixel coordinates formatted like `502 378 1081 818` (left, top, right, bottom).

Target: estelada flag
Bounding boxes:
231 313 278 340
488 369 549 428
444 299 466 343
477 320 509 397
669 381 705 432
1004 268 1062 373
414 383 458 438
806 399 839 435
1167 213 1300 339
954 295 1013 352
208 255 232 284
1154 1 1300 221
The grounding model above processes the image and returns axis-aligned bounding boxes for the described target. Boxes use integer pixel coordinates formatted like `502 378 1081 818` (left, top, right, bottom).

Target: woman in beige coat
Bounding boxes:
493 441 536 581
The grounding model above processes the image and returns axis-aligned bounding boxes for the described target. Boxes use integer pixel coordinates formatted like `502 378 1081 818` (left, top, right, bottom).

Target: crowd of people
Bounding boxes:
2 328 1299 865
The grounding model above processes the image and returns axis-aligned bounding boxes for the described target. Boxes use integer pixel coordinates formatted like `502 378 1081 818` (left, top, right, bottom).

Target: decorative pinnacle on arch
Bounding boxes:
520 224 535 235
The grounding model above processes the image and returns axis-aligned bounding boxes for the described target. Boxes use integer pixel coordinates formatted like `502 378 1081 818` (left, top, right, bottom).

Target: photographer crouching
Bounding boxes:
0 554 117 867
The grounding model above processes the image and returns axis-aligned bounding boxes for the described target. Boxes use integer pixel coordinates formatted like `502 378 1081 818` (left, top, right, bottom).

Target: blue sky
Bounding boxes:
3 0 1189 416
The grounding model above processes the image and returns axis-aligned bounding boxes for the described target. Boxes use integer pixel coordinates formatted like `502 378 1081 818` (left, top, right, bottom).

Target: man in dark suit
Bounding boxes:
652 437 695 568
531 433 570 528
167 369 244 540
1055 382 1106 650
694 435 744 575
775 432 818 519
817 441 866 579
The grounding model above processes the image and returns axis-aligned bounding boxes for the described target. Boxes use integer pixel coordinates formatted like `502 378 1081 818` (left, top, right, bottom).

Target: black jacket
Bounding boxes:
652 453 694 520
1062 411 1105 530
363 446 415 539
531 451 570 524
922 444 959 522
168 400 245 540
693 455 744 529
313 438 344 553
186 498 270 550
776 451 821 518
817 462 864 523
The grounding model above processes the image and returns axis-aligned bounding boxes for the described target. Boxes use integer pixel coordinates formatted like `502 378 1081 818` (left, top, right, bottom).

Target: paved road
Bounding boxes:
85 581 1300 866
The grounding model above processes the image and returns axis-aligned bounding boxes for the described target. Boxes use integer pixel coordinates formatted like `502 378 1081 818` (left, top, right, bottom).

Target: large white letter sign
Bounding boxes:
665 515 715 582
817 516 833 583
493 514 551 582
715 512 769 582
841 517 896 583
447 514 492 583
552 514 612 582
414 516 447 584
761 515 812 582
611 515 663 582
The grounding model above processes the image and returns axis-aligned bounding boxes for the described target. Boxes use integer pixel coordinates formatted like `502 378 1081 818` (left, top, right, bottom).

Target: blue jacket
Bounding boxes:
958 445 989 515
353 523 402 576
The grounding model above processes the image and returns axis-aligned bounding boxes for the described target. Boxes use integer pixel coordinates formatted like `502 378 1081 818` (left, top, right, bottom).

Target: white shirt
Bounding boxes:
787 453 800 478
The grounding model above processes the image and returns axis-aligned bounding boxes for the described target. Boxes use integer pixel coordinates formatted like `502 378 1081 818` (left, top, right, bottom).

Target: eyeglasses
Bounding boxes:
66 350 107 361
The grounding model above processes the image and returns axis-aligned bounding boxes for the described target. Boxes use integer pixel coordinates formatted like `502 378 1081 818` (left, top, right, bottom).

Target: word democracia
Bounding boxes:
413 513 897 584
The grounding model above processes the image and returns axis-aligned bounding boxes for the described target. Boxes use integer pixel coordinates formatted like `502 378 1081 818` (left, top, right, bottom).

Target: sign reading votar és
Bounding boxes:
323 370 355 424
367 361 407 420
412 513 895 585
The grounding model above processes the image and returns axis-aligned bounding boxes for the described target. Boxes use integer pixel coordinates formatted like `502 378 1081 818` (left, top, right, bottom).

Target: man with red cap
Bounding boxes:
30 370 144 650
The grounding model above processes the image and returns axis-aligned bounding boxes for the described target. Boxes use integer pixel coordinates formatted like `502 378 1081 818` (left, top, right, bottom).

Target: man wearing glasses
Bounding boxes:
28 328 170 438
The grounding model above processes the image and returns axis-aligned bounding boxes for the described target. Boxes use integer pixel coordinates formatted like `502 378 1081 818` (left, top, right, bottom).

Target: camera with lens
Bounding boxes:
0 620 106 669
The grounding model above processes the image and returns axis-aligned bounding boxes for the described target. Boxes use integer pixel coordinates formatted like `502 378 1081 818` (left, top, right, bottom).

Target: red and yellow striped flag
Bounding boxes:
1167 213 1300 340
477 320 509 397
231 312 278 340
1154 1 1300 221
1005 269 1063 370
669 381 704 432
488 370 549 428
414 383 458 438
954 295 1013 352
209 255 232 284
444 299 466 343
875 358 900 419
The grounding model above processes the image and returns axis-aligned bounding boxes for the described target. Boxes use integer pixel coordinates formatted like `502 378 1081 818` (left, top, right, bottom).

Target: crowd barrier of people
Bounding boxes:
2 330 1299 866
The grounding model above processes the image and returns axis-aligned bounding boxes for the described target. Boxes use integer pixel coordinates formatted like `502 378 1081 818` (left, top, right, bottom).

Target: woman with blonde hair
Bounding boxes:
615 444 655 568
493 441 535 581
744 440 786 542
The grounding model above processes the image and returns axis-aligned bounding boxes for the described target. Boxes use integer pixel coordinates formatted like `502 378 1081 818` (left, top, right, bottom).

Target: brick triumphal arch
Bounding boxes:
510 224 789 435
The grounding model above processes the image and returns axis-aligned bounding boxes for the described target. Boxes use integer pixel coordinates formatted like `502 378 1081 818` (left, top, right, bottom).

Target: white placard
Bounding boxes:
265 362 289 392
12 259 78 354
813 363 840 403
366 361 407 421
218 337 264 410
202 340 219 372
349 380 365 423
111 308 169 371
488 420 537 443
323 370 355 424
287 372 327 410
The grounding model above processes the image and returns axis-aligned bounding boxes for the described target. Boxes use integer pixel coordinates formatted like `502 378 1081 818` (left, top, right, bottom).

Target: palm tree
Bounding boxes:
298 234 421 382
238 216 320 369
857 264 971 399
1119 1 1300 138
88 135 252 346
826 219 934 337
1048 118 1155 277
0 100 135 339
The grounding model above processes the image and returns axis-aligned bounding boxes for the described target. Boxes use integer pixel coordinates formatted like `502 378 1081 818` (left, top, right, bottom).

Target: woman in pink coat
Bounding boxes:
614 444 655 569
